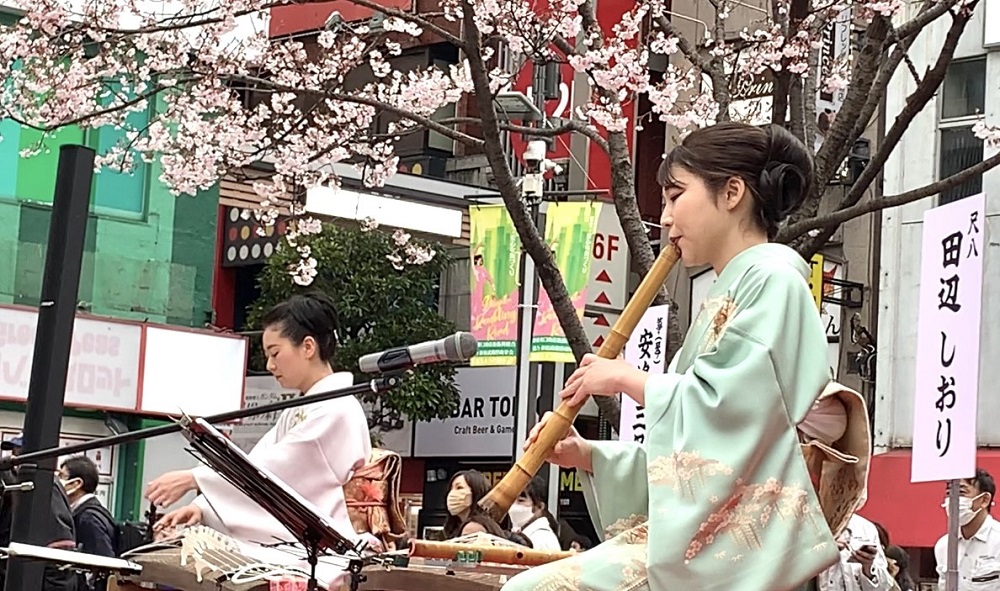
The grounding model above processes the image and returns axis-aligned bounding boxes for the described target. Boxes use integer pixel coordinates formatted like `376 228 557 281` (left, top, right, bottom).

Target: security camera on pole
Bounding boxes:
521 139 563 205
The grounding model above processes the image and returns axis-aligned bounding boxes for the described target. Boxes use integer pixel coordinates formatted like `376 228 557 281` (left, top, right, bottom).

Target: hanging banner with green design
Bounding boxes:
469 204 522 366
530 201 602 362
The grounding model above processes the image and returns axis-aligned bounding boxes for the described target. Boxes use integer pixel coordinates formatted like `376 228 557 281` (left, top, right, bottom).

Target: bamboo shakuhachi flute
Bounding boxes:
408 538 575 567
479 244 682 523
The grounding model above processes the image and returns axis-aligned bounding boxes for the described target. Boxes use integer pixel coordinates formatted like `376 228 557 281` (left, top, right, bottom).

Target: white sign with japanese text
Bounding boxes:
619 305 670 444
911 194 986 483
0 308 142 409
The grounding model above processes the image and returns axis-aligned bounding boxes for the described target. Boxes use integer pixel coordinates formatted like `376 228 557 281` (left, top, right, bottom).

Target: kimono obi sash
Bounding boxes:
797 381 872 538
344 448 408 550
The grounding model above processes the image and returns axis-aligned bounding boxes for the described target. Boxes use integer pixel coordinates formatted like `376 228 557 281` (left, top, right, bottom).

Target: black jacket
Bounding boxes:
71 497 116 558
0 470 78 591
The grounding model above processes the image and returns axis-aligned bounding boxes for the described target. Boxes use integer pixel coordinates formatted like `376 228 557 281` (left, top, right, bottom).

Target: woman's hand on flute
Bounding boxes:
524 412 593 473
559 354 648 407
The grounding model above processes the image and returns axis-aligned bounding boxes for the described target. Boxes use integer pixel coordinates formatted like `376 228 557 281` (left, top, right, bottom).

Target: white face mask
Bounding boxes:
508 503 534 529
59 477 81 498
943 493 986 526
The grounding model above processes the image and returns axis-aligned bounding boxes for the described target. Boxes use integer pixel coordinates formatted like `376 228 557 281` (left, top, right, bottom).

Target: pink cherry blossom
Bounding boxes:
0 0 909 286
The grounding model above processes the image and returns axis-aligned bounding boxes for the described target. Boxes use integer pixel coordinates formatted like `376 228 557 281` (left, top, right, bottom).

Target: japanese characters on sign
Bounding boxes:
0 307 141 409
911 194 986 483
620 305 670 444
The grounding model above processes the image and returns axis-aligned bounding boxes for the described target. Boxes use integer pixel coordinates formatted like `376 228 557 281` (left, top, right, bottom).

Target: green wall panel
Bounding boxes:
168 192 217 326
0 120 21 198
13 205 97 305
15 126 85 204
91 107 148 217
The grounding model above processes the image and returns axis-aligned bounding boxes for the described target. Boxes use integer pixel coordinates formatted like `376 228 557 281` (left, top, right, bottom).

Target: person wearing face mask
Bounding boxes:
935 469 1000 590
59 456 117 558
507 478 561 551
0 433 78 591
442 470 492 539
59 456 116 591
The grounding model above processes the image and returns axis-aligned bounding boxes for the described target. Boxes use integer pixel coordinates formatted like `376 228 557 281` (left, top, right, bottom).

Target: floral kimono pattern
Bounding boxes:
502 243 841 591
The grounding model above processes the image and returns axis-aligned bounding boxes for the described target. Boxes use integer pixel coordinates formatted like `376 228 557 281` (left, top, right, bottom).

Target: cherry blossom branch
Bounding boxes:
230 73 482 147
842 25 918 145
341 0 465 47
505 120 610 153
783 150 1000 238
654 13 707 69
575 0 671 311
4 78 198 132
434 115 609 152
788 0 978 253
834 2 971 208
459 1 624 424
329 92 484 147
812 0 960 191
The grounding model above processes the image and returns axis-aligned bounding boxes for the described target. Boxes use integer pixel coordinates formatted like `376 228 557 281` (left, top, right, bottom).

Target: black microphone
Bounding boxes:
358 332 478 374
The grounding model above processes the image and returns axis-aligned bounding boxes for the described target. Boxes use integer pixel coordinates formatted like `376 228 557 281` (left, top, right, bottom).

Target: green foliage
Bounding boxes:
248 222 460 429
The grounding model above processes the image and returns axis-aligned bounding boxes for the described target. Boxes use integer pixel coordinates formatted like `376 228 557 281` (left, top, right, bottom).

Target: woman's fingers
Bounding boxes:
524 412 553 449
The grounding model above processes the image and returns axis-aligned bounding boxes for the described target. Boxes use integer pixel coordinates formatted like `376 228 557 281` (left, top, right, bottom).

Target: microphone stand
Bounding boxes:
0 373 404 471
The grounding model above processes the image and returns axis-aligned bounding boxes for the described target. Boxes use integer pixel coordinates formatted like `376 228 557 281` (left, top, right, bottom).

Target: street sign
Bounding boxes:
583 309 619 350
588 205 630 310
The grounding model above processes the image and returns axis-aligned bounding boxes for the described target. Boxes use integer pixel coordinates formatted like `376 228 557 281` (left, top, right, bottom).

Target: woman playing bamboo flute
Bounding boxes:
502 122 841 591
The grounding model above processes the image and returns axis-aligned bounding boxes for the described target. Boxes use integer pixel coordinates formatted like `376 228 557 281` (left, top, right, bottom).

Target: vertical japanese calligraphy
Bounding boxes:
911 193 986 483
620 304 670 443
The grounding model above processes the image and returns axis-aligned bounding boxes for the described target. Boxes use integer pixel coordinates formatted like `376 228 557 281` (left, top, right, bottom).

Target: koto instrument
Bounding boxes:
357 563 506 591
112 527 292 591
479 244 682 522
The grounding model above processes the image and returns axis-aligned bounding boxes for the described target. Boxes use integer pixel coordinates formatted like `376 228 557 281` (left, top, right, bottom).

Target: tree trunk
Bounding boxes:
460 13 612 421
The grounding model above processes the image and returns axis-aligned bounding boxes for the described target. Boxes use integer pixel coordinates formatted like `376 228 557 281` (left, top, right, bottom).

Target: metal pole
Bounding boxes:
511 59 549 467
5 145 95 591
945 479 960 591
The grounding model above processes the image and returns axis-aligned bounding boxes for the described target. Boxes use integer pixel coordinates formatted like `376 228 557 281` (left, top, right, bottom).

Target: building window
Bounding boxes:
938 57 986 205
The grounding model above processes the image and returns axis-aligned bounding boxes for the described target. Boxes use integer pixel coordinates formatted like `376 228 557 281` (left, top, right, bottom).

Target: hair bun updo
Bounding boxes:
757 124 813 228
759 162 808 221
657 121 815 240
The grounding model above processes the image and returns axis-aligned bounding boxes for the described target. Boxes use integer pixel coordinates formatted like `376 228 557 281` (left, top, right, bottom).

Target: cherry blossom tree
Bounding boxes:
2 0 998 427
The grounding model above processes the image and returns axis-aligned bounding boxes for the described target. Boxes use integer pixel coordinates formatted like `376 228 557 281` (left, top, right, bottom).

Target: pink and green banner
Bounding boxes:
469 205 522 366
530 201 602 362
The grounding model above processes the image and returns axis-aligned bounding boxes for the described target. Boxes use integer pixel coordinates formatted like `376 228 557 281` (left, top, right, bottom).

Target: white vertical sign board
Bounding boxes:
619 305 670 443
911 194 985 483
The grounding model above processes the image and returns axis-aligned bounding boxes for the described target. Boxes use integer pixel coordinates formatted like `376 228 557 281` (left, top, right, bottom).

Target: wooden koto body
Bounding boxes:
109 548 513 591
479 244 681 522
109 548 269 591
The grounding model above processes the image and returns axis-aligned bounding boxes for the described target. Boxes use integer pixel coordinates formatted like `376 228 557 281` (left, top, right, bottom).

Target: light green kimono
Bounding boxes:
502 243 840 591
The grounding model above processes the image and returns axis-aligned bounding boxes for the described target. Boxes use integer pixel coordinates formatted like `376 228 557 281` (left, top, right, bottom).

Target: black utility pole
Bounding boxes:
5 145 94 591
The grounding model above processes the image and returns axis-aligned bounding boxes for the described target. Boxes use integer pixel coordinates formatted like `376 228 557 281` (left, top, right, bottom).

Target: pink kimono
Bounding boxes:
191 371 372 588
